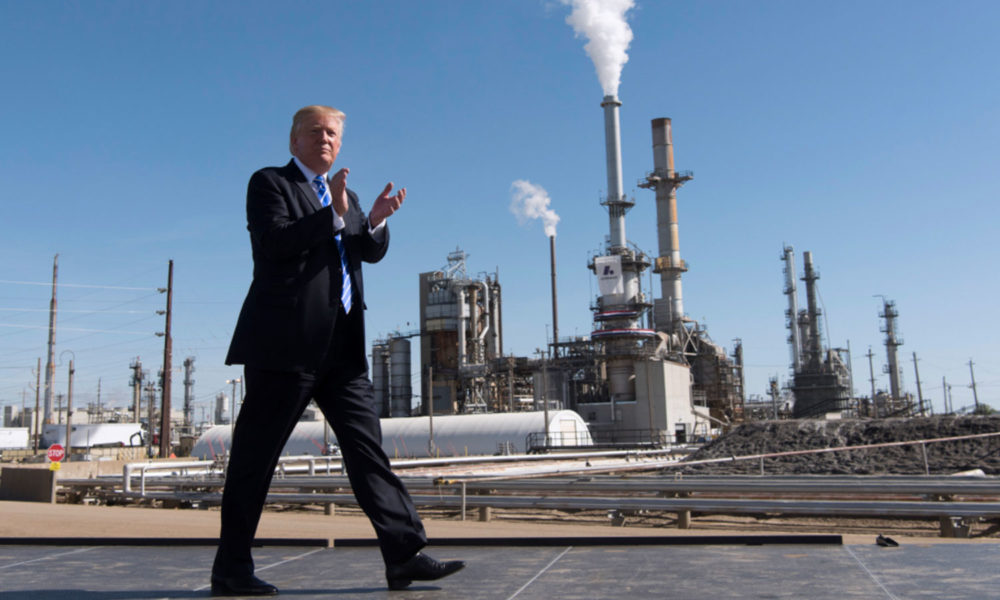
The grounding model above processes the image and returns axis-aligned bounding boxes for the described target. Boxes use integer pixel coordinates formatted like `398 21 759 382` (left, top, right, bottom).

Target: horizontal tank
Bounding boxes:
41 423 144 448
191 410 593 459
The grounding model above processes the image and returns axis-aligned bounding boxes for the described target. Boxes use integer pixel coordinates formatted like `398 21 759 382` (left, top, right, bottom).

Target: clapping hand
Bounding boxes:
369 183 406 228
328 168 350 217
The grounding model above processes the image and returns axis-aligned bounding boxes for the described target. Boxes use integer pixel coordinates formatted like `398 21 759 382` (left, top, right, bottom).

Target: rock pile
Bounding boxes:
677 415 1000 475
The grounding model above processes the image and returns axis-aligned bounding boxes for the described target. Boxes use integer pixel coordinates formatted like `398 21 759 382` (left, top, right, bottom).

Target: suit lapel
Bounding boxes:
283 159 323 213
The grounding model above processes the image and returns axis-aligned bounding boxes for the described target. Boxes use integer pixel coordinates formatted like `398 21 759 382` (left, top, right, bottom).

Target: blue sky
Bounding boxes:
1 0 997 420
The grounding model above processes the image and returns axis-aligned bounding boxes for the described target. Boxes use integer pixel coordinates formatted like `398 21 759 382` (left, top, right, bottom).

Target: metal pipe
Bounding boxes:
469 285 479 363
476 281 490 345
456 288 467 367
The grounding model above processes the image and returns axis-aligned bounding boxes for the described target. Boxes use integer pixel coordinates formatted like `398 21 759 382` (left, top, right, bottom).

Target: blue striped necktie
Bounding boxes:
314 175 354 313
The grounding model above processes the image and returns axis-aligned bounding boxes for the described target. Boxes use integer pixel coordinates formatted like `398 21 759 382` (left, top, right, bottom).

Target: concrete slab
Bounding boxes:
0 539 996 599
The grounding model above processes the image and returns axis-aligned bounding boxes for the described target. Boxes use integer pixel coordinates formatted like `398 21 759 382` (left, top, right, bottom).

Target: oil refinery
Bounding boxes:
1 92 946 460
359 92 745 455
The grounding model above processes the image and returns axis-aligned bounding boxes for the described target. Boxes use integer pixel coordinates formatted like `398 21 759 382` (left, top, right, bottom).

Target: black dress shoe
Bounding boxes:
210 574 279 596
385 551 466 590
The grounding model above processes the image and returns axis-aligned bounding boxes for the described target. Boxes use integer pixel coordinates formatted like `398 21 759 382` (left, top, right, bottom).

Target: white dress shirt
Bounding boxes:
292 156 386 240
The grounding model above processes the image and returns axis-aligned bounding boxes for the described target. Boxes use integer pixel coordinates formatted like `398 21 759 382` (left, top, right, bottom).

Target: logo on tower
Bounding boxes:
595 256 624 295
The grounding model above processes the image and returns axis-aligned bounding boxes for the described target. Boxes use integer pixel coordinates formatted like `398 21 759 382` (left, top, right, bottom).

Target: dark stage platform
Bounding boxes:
1 536 997 599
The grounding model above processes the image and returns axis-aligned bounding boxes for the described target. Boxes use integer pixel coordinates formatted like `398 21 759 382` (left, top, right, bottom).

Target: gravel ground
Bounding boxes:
677 415 1000 475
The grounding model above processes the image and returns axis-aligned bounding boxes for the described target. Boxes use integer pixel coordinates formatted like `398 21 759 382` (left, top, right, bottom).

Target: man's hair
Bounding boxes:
289 105 346 153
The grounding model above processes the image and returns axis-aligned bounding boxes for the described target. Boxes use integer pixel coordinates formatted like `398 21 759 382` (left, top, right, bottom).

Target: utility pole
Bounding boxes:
33 357 41 453
942 376 949 413
158 259 173 458
65 359 74 459
226 378 241 441
968 360 980 411
911 352 925 416
44 254 58 424
866 347 877 418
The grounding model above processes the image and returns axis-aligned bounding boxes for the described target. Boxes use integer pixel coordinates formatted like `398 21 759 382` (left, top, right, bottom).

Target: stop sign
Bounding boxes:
47 444 65 462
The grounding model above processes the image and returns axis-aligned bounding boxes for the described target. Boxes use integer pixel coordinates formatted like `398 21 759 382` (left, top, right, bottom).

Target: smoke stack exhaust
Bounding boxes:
602 95 627 249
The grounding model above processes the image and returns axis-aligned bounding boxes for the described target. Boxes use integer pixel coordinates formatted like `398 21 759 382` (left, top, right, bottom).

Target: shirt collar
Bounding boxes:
292 156 327 185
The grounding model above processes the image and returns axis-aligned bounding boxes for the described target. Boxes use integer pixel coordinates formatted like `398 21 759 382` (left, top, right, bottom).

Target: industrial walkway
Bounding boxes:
2 536 998 599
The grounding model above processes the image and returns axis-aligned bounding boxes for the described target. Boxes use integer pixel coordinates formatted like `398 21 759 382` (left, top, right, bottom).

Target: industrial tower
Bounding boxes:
782 247 852 417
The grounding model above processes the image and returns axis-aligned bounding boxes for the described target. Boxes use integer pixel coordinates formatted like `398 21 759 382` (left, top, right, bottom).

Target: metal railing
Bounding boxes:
52 431 1000 537
526 429 675 452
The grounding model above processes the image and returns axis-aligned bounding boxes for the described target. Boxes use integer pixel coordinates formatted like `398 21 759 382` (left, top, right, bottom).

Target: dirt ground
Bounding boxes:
5 500 998 547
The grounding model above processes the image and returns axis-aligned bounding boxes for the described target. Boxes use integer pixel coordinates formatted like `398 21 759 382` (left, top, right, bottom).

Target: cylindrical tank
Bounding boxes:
389 337 412 417
214 393 228 425
191 410 594 459
371 341 390 417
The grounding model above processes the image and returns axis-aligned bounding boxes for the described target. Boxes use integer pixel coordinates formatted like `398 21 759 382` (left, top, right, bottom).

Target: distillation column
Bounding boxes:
880 299 903 405
801 251 823 371
782 246 803 373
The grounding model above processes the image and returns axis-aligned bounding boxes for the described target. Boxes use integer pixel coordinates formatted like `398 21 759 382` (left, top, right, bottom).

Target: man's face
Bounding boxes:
291 112 342 174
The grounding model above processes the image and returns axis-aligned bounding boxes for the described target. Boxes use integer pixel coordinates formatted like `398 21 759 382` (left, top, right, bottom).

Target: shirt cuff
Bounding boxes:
332 211 346 233
369 219 386 242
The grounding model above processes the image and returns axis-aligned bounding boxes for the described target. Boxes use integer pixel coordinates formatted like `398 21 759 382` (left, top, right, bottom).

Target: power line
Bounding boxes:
0 323 153 335
0 280 160 291
0 308 155 314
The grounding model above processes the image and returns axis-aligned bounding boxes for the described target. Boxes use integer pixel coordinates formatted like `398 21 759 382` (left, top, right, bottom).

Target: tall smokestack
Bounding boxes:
641 118 692 334
602 95 626 249
549 235 559 357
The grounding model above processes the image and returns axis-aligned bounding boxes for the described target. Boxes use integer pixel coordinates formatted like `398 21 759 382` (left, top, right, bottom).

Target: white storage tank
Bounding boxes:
41 423 144 448
191 410 593 459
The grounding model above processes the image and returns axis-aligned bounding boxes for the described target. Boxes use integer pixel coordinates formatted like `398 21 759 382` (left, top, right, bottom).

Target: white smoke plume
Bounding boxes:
510 179 560 237
563 0 635 97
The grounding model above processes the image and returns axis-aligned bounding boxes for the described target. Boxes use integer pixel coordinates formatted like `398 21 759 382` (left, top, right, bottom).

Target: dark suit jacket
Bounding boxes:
226 159 389 372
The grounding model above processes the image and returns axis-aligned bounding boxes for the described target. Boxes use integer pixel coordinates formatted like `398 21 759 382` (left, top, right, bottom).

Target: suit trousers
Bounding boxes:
213 307 427 578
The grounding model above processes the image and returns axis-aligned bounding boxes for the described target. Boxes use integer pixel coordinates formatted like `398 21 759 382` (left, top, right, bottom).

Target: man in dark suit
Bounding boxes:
211 105 464 596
